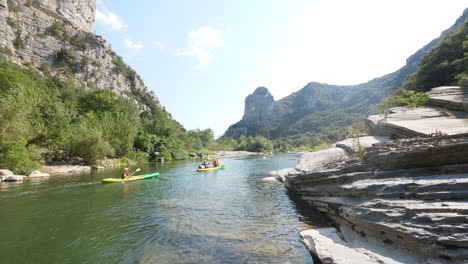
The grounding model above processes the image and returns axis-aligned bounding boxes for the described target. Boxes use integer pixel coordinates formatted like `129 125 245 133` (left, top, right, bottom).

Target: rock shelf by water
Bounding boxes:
280 86 468 263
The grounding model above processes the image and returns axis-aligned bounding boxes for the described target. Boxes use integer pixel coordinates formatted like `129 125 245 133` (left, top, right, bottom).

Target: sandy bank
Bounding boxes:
213 151 259 157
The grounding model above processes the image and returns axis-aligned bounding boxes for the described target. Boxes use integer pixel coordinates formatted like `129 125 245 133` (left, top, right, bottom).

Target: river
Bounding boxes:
0 154 328 263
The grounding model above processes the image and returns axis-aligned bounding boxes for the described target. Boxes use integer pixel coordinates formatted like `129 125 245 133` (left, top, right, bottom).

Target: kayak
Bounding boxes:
196 165 225 172
102 172 160 183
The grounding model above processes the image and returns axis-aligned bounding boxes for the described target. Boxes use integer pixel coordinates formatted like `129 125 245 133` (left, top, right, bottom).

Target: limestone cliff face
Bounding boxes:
225 87 282 138
0 0 161 111
32 0 95 33
243 87 282 123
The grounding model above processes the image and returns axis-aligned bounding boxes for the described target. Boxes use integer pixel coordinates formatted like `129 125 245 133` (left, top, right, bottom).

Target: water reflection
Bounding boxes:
0 154 323 263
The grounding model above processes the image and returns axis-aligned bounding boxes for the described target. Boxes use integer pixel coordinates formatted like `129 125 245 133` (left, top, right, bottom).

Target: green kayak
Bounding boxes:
102 172 160 183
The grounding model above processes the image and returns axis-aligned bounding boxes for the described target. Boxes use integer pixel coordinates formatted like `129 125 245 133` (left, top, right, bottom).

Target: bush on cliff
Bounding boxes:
375 89 428 114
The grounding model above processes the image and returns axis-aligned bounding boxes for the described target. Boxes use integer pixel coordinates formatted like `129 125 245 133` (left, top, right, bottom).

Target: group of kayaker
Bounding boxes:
198 158 220 169
120 158 222 179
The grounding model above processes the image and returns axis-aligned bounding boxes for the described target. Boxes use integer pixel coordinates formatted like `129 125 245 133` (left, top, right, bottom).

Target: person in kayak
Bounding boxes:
198 160 210 169
212 158 220 167
121 168 131 179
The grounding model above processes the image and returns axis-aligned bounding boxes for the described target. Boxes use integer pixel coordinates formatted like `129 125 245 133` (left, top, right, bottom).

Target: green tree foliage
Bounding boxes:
403 16 468 91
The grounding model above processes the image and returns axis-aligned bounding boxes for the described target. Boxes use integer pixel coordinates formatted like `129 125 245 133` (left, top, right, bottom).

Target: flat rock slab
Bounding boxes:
367 106 468 138
300 228 402 264
295 147 349 173
334 136 391 153
428 86 468 111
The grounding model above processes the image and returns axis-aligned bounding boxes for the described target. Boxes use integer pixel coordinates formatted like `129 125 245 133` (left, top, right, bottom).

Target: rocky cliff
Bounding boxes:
226 87 282 138
0 0 160 112
273 85 468 263
225 9 468 140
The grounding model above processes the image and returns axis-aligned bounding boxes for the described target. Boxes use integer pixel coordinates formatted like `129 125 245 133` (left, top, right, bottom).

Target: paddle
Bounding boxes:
130 168 141 176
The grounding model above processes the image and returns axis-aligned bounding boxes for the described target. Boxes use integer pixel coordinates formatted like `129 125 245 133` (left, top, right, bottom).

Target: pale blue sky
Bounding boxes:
95 0 467 137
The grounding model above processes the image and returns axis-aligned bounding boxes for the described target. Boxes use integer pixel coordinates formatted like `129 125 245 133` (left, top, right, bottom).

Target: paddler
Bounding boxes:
121 168 131 179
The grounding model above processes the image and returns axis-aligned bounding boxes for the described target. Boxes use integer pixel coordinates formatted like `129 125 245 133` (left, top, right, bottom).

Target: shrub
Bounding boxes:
0 138 41 174
375 89 428 114
0 46 13 56
12 34 23 49
171 148 189 160
70 32 92 50
7 17 20 31
69 126 114 164
7 0 20 13
112 56 128 76
45 21 65 39
55 48 76 67
39 62 51 73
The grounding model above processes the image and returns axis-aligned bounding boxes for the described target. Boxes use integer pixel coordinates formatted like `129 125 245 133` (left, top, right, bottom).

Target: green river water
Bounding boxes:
0 154 328 263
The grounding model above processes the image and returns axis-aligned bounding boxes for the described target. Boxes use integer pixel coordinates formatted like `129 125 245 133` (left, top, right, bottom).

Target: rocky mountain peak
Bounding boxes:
243 86 282 123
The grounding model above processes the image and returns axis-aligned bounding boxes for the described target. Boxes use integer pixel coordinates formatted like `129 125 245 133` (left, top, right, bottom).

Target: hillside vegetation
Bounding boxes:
225 9 468 149
0 55 220 173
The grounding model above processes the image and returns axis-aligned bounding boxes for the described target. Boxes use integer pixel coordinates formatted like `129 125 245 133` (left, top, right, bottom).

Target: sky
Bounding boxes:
94 0 467 137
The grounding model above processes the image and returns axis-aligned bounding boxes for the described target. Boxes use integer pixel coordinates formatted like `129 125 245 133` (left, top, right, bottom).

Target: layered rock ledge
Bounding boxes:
282 86 468 263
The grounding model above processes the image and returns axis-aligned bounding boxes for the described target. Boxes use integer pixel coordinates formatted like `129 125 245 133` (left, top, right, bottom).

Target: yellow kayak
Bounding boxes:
196 165 225 172
102 172 159 183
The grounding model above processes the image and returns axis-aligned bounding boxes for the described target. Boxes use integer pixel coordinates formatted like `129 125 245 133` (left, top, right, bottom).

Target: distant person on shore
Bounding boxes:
121 168 131 179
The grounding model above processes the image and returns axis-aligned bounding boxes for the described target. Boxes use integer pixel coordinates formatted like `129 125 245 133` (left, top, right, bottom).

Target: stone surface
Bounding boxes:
28 170 50 177
334 136 391 154
0 169 14 176
265 15 467 263
3 175 26 181
285 134 468 262
33 0 96 32
366 106 468 138
428 86 468 112
300 228 409 264
295 147 349 173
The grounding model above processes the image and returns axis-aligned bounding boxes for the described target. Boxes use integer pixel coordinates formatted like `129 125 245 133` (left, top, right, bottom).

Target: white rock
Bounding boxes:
300 228 402 264
268 168 295 182
3 175 26 182
0 169 14 176
295 147 349 173
28 170 50 178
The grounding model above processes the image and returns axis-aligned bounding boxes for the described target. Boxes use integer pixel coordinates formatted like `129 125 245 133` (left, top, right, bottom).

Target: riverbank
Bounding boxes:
213 150 259 157
273 86 468 263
